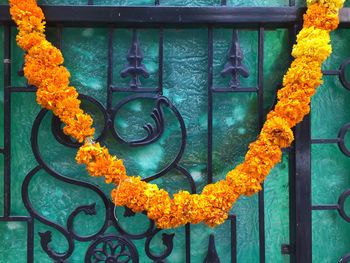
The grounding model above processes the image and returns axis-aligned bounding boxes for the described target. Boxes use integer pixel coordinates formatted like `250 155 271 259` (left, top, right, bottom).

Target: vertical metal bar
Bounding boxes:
27 218 34 263
56 25 63 50
186 224 191 263
155 0 160 5
207 26 213 184
288 24 312 263
4 24 11 217
221 0 227 5
230 215 237 263
158 27 164 95
289 0 296 6
289 115 312 263
257 27 265 263
107 27 113 111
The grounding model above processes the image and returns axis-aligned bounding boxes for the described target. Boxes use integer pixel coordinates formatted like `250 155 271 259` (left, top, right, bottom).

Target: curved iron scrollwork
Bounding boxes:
22 91 189 261
145 229 175 261
339 58 350 91
110 95 171 146
339 253 350 263
337 188 350 223
338 123 350 157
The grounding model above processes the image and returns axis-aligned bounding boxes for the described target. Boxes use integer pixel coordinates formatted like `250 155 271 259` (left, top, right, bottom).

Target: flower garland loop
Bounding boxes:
9 0 345 229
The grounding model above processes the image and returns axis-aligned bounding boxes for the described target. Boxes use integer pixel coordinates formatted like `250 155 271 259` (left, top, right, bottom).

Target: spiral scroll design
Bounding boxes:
21 92 193 261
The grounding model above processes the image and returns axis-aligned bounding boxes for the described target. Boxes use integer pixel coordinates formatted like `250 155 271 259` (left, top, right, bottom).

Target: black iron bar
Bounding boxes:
186 224 191 263
311 138 339 144
107 27 114 110
230 215 237 263
0 6 349 26
212 87 258 93
111 87 160 93
3 24 11 217
27 218 34 263
56 25 63 50
9 86 36 92
257 26 265 263
323 70 340 76
0 216 31 221
0 6 307 26
207 26 214 184
312 205 339 210
158 27 164 95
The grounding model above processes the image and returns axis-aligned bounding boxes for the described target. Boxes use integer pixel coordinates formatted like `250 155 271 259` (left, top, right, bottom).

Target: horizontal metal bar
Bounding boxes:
0 6 303 26
9 86 36 92
312 204 339 210
0 6 311 27
311 138 339 144
213 87 258 93
0 216 32 222
0 6 349 27
322 70 340 76
111 87 160 93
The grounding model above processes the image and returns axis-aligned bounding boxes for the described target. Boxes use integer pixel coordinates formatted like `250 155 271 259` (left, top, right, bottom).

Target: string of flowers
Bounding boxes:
9 0 344 229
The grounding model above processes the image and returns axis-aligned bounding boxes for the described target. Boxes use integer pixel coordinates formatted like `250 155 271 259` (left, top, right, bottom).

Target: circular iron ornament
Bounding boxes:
339 253 350 263
338 188 350 223
338 123 350 157
85 234 139 263
51 94 109 149
339 58 350 91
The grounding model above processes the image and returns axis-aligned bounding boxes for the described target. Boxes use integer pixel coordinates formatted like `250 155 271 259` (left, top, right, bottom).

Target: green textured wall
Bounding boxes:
0 1 350 262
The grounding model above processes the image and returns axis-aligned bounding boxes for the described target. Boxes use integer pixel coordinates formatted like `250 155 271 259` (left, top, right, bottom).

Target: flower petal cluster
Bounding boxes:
10 0 94 143
9 0 344 229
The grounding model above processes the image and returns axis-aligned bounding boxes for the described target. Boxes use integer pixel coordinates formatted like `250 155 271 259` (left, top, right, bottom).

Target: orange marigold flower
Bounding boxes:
63 113 95 142
304 3 339 30
261 116 294 148
283 57 323 88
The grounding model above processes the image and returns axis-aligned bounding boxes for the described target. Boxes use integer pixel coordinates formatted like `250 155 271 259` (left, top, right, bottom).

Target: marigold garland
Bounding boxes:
9 0 345 229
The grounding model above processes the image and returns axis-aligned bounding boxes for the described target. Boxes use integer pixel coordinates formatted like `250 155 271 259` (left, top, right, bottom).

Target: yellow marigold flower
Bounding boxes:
292 27 331 62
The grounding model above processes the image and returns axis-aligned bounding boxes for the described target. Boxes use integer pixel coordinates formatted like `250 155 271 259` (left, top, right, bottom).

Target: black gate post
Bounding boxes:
289 114 312 262
287 22 312 263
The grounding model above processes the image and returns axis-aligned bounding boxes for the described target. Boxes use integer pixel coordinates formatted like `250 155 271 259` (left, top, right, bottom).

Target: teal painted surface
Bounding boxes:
0 1 349 263
0 222 27 262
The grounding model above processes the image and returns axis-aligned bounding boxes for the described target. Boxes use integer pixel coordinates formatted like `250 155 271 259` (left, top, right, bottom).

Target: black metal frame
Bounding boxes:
1 2 350 263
